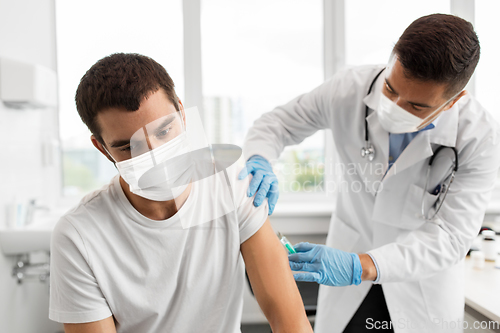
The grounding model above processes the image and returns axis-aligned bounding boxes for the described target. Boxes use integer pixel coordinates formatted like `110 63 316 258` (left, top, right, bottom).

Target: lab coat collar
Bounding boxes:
362 68 384 113
362 72 460 187
427 100 459 148
361 72 389 196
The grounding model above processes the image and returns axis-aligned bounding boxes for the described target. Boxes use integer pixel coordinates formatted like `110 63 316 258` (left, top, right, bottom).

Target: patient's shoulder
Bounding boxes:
58 177 117 232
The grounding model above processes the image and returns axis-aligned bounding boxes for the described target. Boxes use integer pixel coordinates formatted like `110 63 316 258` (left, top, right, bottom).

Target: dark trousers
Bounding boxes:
343 285 394 332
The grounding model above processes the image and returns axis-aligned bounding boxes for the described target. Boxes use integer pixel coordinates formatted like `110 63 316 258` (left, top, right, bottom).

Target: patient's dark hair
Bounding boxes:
393 13 480 98
75 53 179 145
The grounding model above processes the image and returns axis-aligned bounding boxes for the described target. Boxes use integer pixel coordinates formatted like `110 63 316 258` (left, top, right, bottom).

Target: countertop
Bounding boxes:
464 256 500 323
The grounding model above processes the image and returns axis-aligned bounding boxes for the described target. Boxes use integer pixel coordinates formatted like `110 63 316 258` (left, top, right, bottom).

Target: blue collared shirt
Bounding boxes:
388 123 435 170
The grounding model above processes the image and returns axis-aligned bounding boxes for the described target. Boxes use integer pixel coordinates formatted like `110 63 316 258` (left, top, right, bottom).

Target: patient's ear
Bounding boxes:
178 99 186 128
91 135 114 163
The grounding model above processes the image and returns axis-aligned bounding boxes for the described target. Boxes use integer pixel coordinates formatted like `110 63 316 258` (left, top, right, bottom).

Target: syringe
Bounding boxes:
278 232 296 254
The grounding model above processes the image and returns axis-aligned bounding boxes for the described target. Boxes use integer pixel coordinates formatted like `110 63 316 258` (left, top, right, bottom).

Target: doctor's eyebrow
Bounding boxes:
110 139 130 148
384 78 432 108
384 78 397 94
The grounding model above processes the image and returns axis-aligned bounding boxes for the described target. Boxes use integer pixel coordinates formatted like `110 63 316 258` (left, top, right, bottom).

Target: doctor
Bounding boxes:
239 14 500 333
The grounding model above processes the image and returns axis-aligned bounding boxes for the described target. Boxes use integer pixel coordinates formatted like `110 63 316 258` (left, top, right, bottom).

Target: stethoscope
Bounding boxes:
361 68 459 221
422 146 458 221
360 69 385 161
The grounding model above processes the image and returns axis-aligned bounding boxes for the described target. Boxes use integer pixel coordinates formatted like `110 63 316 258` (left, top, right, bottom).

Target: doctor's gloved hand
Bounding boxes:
288 243 362 287
238 155 279 215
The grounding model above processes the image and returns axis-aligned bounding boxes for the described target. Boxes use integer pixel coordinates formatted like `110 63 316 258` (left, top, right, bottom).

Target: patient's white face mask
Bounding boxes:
115 132 192 201
104 112 194 201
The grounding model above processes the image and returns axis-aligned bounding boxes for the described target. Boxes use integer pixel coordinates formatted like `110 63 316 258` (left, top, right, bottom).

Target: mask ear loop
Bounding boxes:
102 145 118 164
416 92 461 130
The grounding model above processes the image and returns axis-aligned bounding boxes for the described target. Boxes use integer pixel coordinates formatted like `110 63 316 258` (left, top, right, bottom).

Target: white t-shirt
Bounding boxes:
49 164 268 333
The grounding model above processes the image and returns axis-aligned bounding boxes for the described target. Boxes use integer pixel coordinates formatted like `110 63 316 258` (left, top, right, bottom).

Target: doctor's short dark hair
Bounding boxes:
75 53 180 145
393 13 480 98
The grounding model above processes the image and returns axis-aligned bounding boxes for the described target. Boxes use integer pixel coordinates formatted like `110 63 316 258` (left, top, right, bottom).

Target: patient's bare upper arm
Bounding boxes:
64 316 116 333
241 219 312 332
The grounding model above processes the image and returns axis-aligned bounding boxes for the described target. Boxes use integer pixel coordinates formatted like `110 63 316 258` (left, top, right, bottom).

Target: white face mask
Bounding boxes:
108 132 194 201
377 93 452 134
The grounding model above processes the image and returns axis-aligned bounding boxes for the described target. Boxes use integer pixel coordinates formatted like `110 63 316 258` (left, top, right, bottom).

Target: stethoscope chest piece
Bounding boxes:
361 145 375 161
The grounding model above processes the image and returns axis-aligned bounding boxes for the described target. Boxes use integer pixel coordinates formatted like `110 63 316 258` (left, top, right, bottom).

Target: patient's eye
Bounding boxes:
157 127 170 137
121 141 143 152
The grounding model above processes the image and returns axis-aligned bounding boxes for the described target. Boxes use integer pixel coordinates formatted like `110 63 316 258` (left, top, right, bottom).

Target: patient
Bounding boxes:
49 53 312 333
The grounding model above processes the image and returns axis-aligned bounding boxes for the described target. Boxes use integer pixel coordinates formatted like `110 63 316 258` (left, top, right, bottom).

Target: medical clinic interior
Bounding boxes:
1 0 499 333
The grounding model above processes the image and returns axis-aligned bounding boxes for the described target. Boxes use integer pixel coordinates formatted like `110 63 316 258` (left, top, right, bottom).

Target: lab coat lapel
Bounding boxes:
383 130 433 180
366 110 389 167
383 102 459 181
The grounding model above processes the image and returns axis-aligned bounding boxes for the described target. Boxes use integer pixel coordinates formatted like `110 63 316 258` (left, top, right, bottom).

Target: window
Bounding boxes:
475 0 500 208
345 0 450 66
55 0 184 197
56 1 499 208
475 0 500 124
201 0 324 195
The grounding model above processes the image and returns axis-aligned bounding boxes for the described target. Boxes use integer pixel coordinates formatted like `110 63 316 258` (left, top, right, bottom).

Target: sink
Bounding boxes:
0 214 60 255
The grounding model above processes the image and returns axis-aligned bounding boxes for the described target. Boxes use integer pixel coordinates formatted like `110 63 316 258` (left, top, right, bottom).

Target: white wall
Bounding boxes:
0 0 63 332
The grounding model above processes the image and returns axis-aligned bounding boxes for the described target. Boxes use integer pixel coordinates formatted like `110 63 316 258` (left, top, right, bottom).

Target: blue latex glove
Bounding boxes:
238 155 279 215
288 242 362 286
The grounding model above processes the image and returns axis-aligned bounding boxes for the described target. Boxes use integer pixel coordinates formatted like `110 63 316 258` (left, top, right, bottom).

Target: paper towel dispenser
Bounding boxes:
0 57 58 109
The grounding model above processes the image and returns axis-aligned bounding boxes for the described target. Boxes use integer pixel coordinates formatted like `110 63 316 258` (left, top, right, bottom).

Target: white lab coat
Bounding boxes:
243 65 500 333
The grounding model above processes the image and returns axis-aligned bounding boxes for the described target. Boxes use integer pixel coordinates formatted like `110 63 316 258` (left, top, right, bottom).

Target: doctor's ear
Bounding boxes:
91 135 115 163
444 90 467 111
